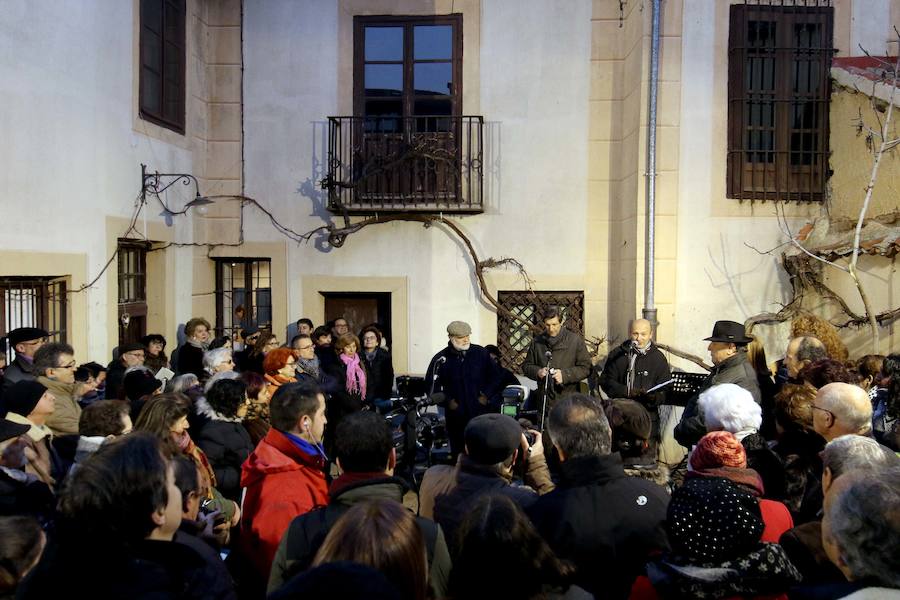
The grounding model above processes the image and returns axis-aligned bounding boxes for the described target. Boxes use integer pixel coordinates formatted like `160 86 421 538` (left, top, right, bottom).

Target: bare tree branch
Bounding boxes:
656 344 712 371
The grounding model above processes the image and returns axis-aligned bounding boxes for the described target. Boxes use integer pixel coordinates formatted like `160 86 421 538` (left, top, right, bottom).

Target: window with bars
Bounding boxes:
496 291 585 373
215 259 272 340
118 241 149 345
139 0 186 133
0 277 67 357
727 1 833 202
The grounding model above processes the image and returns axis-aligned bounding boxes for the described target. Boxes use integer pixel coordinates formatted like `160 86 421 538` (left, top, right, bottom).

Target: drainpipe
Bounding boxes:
642 0 661 334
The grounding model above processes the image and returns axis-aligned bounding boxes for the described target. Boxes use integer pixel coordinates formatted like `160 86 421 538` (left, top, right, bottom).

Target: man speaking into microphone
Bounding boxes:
599 318 670 454
425 320 505 459
522 306 592 424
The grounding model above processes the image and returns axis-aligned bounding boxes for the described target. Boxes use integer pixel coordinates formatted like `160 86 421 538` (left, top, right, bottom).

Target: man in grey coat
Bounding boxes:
674 320 761 448
522 306 592 425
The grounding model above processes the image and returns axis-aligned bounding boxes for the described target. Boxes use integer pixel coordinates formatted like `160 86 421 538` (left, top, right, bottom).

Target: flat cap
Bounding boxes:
447 321 472 337
464 413 522 464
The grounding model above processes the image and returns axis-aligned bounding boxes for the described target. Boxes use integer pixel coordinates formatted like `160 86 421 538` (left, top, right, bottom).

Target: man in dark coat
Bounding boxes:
418 413 554 554
103 342 146 401
673 320 761 449
424 321 505 458
522 306 592 425
526 394 669 599
268 411 451 598
600 318 670 454
1 327 47 394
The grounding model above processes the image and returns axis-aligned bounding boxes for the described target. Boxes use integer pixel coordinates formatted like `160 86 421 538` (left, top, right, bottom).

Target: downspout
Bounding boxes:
642 0 661 332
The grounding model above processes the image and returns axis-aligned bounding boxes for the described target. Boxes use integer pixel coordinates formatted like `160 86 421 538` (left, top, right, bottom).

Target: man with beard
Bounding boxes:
425 321 504 458
522 306 592 426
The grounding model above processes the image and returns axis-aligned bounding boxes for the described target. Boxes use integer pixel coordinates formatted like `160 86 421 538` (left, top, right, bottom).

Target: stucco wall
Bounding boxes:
242 0 594 374
829 85 900 221
0 0 207 362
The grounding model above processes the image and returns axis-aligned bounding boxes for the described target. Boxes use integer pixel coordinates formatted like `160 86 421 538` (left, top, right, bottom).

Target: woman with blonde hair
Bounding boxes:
790 313 849 363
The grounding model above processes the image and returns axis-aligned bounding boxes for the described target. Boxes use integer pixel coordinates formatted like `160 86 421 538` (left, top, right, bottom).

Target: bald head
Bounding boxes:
629 319 653 350
813 383 873 442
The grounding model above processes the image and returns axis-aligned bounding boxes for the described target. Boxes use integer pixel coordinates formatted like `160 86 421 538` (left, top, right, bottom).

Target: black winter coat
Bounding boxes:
177 343 206 378
599 341 671 408
104 359 127 400
527 453 669 600
195 400 255 502
362 347 394 401
673 351 762 448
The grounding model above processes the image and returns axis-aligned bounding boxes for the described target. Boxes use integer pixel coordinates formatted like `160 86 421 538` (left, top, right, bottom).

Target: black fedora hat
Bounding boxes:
703 320 753 345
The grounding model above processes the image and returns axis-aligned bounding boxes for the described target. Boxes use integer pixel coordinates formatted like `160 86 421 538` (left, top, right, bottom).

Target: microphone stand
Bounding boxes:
540 351 553 429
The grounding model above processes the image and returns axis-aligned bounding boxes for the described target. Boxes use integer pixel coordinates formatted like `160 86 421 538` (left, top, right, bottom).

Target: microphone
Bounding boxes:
544 350 553 360
436 356 447 365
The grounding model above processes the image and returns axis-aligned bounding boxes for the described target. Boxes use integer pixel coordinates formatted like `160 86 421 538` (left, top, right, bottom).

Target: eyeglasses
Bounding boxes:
20 339 46 347
55 361 77 370
811 404 836 420
295 344 314 351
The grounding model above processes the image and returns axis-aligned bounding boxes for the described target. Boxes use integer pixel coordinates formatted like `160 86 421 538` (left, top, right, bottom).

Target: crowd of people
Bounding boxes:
0 309 897 599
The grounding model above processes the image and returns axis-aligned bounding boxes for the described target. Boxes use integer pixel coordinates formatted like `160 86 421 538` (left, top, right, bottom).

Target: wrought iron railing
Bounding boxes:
322 115 484 214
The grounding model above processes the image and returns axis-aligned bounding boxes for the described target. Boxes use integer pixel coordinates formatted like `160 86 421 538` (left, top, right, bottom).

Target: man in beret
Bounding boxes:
674 320 761 449
1 327 48 393
104 342 146 401
234 326 261 372
418 413 553 553
425 321 506 458
2 380 61 487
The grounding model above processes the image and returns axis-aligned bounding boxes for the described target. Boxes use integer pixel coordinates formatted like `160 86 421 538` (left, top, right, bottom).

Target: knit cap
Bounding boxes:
690 431 747 470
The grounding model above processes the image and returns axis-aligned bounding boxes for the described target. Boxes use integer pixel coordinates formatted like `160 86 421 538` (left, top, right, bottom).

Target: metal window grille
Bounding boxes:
215 259 272 340
0 277 67 358
727 0 834 202
496 291 585 373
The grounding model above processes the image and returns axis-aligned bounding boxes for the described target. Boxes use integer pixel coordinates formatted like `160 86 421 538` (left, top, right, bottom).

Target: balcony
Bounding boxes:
322 115 484 214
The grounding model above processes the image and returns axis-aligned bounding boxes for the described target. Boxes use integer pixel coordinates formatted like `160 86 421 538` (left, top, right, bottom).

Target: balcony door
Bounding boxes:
352 15 463 205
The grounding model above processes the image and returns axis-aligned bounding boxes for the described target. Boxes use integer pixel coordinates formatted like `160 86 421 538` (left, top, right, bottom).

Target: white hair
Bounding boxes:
204 370 240 393
822 434 899 479
202 347 233 375
699 383 761 434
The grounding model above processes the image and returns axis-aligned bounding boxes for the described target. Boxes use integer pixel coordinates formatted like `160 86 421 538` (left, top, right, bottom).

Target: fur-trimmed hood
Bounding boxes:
623 462 671 491
194 396 242 423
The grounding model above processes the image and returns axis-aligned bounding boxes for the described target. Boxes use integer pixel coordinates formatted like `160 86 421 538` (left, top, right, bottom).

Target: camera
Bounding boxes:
500 385 529 418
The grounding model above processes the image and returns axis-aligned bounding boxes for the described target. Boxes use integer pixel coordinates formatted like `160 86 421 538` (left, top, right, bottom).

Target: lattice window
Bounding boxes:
497 291 584 373
215 258 272 340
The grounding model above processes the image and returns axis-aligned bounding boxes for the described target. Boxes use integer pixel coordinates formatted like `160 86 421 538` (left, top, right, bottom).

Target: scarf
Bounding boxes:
340 353 367 399
647 543 802 599
686 467 765 497
296 356 320 379
173 430 217 490
265 373 296 388
187 338 209 352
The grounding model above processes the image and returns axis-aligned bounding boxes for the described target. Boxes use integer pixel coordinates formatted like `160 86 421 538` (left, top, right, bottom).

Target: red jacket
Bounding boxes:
240 428 328 578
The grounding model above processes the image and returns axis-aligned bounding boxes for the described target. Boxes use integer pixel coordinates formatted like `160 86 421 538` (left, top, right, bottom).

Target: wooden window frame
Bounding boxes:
0 277 68 355
118 241 149 345
214 258 273 339
353 14 463 119
727 2 834 202
139 0 187 134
